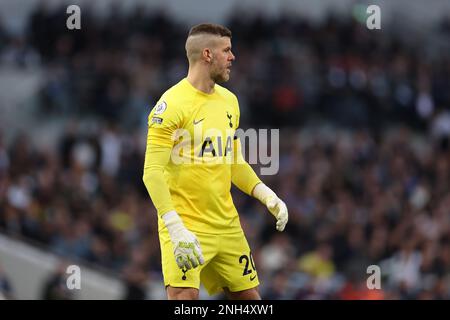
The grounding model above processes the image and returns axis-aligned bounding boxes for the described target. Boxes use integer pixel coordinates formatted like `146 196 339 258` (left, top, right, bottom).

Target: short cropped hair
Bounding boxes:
188 23 232 38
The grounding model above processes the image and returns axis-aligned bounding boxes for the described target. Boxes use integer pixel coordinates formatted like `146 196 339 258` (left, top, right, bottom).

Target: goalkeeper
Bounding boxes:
143 23 288 300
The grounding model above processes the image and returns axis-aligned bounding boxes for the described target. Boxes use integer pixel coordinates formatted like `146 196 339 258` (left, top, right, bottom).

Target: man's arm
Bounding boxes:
142 143 175 216
231 138 289 231
230 138 262 196
142 114 204 270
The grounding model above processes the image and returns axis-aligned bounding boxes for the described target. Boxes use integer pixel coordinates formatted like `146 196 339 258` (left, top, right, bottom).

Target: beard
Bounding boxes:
210 63 230 83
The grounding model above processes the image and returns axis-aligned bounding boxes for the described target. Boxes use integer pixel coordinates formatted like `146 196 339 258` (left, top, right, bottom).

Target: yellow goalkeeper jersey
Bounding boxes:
143 78 261 234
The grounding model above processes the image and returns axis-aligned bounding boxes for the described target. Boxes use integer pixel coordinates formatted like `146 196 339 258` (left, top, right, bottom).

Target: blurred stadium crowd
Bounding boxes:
0 3 450 299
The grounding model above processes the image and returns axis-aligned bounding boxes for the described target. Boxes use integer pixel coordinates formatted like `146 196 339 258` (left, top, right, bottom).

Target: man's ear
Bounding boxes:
203 48 212 63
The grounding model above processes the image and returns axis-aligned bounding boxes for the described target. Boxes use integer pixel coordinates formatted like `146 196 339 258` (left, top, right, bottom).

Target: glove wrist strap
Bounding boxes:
162 210 185 236
253 183 278 205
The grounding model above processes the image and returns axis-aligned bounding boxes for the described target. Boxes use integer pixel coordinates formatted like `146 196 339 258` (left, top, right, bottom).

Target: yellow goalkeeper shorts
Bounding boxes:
159 228 259 296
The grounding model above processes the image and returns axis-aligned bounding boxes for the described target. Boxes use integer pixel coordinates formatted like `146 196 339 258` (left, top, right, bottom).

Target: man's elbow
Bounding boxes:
142 166 161 187
142 171 148 186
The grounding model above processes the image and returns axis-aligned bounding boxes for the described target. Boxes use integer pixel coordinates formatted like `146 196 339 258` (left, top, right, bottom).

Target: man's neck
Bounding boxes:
186 68 215 94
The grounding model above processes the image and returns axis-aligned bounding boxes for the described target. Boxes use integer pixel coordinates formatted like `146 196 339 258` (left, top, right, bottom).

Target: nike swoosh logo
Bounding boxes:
250 274 257 281
193 118 205 125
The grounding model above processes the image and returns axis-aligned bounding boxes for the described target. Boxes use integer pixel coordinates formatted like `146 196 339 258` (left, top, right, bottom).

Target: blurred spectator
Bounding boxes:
0 263 14 300
41 262 74 300
121 251 149 300
263 270 292 300
259 233 295 276
338 279 385 300
298 242 335 279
